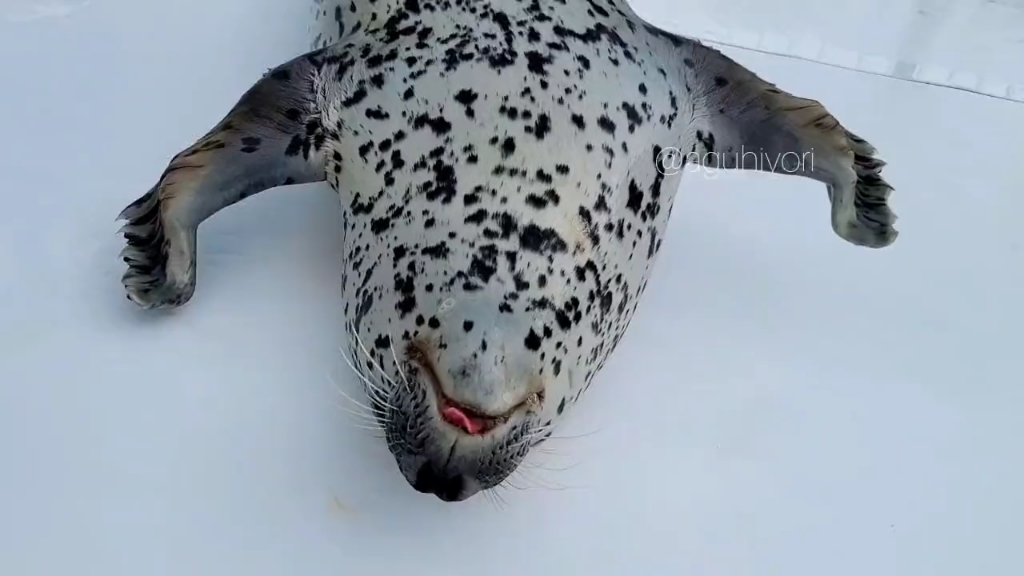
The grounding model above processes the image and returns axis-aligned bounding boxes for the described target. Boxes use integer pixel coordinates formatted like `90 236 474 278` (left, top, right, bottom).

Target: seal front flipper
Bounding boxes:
118 50 330 309
671 38 898 248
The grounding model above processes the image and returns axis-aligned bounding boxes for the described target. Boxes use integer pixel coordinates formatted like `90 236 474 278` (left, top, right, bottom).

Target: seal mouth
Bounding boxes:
406 340 542 435
439 394 500 435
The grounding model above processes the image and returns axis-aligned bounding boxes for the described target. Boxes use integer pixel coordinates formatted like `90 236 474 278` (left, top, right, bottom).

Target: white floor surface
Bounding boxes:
1 1 1022 575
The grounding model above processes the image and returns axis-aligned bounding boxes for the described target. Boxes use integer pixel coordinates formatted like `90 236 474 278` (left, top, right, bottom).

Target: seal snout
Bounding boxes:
395 338 545 501
409 337 544 436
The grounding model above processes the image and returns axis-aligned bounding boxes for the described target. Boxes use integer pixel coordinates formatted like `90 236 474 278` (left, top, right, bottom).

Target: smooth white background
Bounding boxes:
640 0 1024 100
1 1 1021 575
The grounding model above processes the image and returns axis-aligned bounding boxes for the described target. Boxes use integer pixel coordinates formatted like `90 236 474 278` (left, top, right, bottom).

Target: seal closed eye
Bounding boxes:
118 0 898 502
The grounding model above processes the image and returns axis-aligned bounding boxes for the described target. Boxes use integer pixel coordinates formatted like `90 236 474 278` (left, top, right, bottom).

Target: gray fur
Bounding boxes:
119 0 898 502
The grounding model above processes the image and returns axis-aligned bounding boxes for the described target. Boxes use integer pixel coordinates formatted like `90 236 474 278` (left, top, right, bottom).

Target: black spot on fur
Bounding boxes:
524 329 542 351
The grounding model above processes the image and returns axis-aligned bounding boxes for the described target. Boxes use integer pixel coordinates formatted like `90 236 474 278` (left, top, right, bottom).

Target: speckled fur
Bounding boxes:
118 0 898 502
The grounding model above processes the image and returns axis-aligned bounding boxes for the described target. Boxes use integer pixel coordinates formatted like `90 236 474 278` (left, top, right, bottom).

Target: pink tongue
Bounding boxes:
442 406 485 434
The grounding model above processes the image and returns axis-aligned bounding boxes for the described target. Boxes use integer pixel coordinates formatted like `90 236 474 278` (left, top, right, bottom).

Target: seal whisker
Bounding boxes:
351 330 400 391
336 403 382 424
336 344 380 392
345 325 396 399
362 378 395 412
337 344 398 413
523 444 568 464
481 487 499 510
520 456 580 474
539 429 601 442
329 400 385 431
325 373 387 429
503 434 541 455
359 369 394 407
322 395 372 423
510 423 563 450
499 474 528 491
324 371 380 417
484 486 508 510
336 348 388 406
387 336 414 393
518 420 600 449
511 466 573 492
516 441 582 476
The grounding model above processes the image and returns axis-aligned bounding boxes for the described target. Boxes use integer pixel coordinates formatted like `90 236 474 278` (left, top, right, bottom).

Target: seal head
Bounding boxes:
345 254 572 502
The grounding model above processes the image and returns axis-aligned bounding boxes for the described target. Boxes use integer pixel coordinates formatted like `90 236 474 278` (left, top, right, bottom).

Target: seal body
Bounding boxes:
118 0 897 502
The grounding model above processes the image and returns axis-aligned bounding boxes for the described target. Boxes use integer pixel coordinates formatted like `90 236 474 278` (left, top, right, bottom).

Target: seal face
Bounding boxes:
118 0 897 502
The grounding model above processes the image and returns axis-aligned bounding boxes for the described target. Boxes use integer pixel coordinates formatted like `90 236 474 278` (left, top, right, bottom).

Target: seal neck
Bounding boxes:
314 0 642 44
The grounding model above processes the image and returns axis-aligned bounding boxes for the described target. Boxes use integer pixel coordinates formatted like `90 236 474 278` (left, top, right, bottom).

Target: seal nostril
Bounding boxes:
413 464 465 502
412 464 438 494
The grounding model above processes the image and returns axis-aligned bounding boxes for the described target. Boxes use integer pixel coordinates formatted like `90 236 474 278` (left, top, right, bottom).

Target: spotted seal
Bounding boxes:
117 0 897 502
